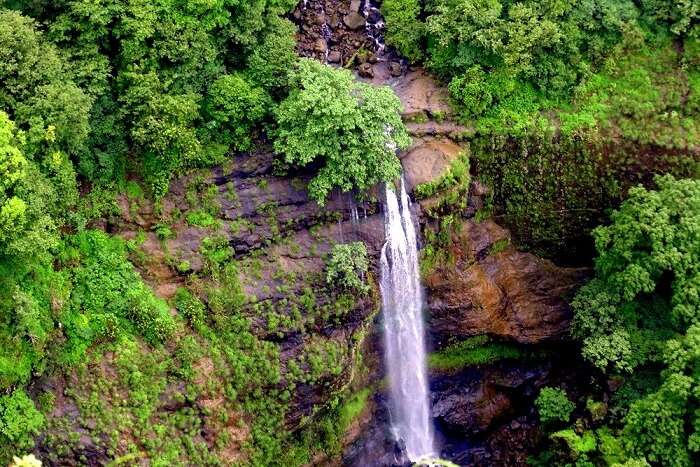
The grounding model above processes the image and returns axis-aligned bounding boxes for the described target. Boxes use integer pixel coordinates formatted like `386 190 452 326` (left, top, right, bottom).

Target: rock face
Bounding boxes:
391 69 452 120
400 137 464 192
425 220 587 345
112 146 386 438
431 364 549 438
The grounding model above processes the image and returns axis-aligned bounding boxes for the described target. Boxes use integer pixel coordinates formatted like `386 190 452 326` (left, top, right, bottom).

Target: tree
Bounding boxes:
382 0 425 62
571 176 700 465
536 387 575 425
273 59 411 203
572 175 700 373
206 73 271 152
326 242 370 294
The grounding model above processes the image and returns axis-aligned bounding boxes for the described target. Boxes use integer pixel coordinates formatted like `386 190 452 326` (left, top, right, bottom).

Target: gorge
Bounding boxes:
0 1 698 466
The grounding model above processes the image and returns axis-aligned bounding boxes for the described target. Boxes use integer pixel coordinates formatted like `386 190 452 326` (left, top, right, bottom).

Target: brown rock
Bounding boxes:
328 50 342 63
358 62 374 78
391 69 452 119
314 38 327 53
426 220 587 344
344 11 366 30
350 0 362 12
389 61 402 77
400 137 465 192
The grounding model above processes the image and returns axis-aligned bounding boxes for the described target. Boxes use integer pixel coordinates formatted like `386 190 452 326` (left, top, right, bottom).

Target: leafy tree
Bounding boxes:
326 242 370 294
246 17 298 96
536 387 576 425
381 0 425 62
206 73 271 152
571 176 700 465
273 59 410 203
572 175 700 373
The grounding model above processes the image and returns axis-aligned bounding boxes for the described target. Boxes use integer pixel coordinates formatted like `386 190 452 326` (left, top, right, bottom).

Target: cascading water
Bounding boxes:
380 178 436 462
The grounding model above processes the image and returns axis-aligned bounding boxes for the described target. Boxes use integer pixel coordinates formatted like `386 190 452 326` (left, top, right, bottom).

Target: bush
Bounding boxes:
382 0 425 62
206 73 271 151
273 59 410 204
0 390 44 455
325 242 370 294
536 387 575 425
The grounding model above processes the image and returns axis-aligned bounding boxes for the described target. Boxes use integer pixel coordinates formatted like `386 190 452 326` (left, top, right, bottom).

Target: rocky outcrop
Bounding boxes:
391 69 452 120
431 364 549 438
400 137 464 192
425 220 587 345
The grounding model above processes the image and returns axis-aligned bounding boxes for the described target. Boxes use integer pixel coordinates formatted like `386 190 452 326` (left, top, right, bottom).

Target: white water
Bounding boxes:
380 178 436 462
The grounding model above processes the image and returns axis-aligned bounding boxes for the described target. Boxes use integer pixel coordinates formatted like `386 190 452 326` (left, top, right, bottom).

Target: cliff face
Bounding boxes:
34 2 591 465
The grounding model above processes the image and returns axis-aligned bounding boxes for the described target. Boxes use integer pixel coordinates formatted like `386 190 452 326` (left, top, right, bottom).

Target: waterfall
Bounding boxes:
380 178 436 462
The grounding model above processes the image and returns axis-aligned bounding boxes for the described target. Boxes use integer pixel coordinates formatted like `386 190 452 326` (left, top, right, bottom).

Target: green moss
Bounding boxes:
185 210 219 228
428 336 525 371
551 429 597 456
338 387 372 430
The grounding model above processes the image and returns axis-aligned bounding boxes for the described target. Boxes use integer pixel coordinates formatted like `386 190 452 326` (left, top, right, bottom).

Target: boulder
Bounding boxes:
391 69 452 119
400 137 464 192
328 50 342 63
358 62 374 78
313 38 327 53
344 11 366 30
426 220 587 345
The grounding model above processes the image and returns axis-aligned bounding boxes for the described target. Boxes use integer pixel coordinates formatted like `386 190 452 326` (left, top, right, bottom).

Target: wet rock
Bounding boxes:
313 12 326 25
367 9 383 24
350 0 362 12
391 69 452 119
390 61 402 77
426 220 587 344
328 50 342 63
400 137 464 192
358 62 374 78
314 38 327 53
344 11 366 30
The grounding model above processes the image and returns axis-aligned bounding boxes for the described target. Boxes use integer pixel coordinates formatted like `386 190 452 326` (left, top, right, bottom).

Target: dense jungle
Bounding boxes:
0 0 699 466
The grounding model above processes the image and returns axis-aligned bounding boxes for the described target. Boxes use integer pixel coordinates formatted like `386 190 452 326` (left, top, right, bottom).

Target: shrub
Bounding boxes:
273 59 410 204
206 73 271 151
381 0 425 62
0 390 44 453
325 242 370 294
174 288 206 330
536 387 575 425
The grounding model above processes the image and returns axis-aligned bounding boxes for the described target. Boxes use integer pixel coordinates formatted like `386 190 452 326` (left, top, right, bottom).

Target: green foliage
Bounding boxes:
0 390 44 458
428 336 525 371
572 176 700 372
9 454 42 467
536 387 576 425
206 73 271 152
570 176 700 466
325 242 370 294
246 17 298 96
273 59 411 203
381 0 424 62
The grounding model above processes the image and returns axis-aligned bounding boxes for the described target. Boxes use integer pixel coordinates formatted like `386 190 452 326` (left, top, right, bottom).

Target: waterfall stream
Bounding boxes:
380 178 436 462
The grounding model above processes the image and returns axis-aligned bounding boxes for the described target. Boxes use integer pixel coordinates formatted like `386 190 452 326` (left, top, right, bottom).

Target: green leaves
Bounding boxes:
325 242 370 294
0 390 44 451
273 59 410 204
571 176 700 465
206 73 271 152
536 387 576 425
